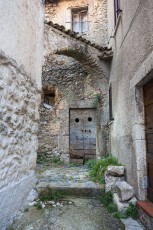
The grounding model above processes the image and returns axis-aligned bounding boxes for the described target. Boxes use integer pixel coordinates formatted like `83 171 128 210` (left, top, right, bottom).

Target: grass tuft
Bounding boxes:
99 191 113 206
38 187 63 202
125 203 138 219
99 191 138 220
36 154 64 167
87 154 121 184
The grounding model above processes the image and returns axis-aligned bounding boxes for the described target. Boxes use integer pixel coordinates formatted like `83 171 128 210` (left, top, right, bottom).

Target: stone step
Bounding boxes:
36 182 104 198
137 201 153 230
36 166 104 198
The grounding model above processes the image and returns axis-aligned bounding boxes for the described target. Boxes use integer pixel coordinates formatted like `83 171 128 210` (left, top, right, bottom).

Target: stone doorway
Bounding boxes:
143 79 153 203
69 108 96 164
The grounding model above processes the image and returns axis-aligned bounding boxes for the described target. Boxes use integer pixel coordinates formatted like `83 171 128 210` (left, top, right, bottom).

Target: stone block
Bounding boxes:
60 153 69 163
113 193 129 213
128 197 137 205
121 217 144 230
116 181 135 201
105 175 125 192
27 188 38 202
106 166 125 176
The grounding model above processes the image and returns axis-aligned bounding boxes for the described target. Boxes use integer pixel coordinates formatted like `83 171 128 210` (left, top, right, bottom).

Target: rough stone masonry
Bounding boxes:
0 1 44 229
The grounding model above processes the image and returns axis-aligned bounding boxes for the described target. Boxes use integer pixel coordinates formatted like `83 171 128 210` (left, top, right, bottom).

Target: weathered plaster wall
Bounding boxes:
38 24 110 162
0 1 44 228
108 0 153 200
45 0 108 46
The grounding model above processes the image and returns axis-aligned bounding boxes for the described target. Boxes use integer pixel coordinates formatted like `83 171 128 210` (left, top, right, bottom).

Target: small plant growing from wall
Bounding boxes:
87 154 121 184
92 88 104 108
99 191 138 219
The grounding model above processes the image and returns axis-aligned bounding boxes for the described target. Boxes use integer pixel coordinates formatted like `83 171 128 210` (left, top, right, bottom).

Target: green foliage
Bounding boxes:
34 202 43 210
36 154 64 167
36 154 47 164
125 203 138 219
92 93 103 108
38 187 63 202
113 212 126 219
51 156 63 165
99 191 113 206
86 159 96 170
68 162 81 167
99 191 117 213
99 191 138 220
87 154 121 184
108 202 118 213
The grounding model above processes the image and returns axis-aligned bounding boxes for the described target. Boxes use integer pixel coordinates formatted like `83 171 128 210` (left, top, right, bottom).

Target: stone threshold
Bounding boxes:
137 201 153 218
137 201 153 229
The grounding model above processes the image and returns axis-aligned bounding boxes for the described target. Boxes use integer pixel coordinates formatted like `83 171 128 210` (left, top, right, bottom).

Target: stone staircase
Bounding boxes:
36 166 104 198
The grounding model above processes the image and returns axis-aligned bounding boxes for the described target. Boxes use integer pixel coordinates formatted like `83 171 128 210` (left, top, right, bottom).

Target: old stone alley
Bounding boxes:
1 0 153 229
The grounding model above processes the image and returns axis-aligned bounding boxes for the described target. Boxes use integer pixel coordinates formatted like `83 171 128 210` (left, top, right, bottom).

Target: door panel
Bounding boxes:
144 79 153 202
70 109 96 163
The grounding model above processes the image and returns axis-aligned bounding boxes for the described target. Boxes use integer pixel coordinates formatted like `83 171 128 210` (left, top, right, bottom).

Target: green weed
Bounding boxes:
51 156 63 165
99 191 113 206
36 154 64 168
34 202 43 210
87 154 121 184
99 191 138 220
125 203 138 219
108 202 118 213
38 187 63 202
68 162 81 167
92 93 103 108
113 211 126 219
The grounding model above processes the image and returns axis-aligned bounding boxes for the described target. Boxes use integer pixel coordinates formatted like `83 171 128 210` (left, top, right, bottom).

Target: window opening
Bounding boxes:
45 0 58 4
43 89 55 108
72 7 88 34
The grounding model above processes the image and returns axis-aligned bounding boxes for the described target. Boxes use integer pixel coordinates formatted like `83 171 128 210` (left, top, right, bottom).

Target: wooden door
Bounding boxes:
70 109 96 164
144 79 153 203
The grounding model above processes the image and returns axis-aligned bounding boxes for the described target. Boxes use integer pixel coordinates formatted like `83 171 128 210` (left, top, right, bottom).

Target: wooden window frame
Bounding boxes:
71 7 88 34
43 90 55 106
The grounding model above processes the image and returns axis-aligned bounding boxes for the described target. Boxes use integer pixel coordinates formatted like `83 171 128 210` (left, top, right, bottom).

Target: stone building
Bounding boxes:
107 0 153 206
0 1 44 229
39 0 153 216
38 0 112 164
1 0 153 229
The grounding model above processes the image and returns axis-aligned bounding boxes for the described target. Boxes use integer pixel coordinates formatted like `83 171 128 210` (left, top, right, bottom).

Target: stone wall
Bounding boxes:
107 0 153 200
0 1 44 229
45 0 108 46
38 23 110 163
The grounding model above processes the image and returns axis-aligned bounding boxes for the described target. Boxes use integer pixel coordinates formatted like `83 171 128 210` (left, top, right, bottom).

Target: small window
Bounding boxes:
109 84 114 121
72 7 88 34
114 0 121 25
44 90 55 106
45 0 58 4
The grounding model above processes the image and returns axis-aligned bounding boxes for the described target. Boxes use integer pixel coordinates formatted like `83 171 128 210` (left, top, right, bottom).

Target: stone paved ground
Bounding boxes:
8 197 124 230
8 165 144 230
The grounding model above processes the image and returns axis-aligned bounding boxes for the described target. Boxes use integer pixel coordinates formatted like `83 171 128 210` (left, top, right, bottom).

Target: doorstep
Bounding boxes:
137 201 153 230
